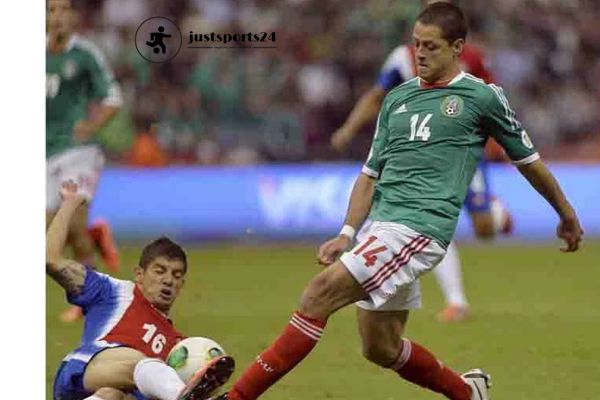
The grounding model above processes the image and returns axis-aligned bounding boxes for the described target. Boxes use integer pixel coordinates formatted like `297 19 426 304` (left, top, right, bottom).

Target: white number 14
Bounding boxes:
409 113 432 141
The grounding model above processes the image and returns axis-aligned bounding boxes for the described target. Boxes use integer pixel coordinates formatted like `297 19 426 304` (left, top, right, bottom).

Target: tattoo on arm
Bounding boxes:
46 260 87 296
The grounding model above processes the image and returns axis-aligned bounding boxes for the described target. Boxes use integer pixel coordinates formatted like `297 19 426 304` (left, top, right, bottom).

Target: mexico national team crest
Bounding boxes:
440 95 463 118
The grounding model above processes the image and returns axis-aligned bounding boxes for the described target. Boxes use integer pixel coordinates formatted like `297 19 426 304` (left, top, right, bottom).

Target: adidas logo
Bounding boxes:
393 103 407 114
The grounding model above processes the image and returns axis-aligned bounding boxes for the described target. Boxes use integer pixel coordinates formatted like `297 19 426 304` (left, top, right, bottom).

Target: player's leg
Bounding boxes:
84 347 185 399
216 223 439 400
433 241 470 322
62 146 105 267
84 347 233 400
68 203 96 265
89 217 120 272
223 260 367 400
432 162 492 322
466 162 513 239
82 147 120 271
58 146 110 321
46 156 61 230
357 308 473 400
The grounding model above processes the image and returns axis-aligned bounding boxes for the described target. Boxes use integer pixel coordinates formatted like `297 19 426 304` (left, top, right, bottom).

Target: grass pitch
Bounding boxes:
47 242 600 399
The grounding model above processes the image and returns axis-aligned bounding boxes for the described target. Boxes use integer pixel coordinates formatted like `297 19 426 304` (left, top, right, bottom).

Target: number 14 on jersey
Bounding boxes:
409 113 432 141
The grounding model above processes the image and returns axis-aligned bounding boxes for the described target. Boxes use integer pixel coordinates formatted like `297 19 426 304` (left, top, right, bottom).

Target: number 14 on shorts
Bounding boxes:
353 235 388 267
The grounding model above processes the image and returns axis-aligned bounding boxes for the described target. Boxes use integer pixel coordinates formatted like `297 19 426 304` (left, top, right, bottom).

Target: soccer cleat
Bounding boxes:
59 305 83 323
435 304 470 323
177 356 235 400
462 368 492 400
88 219 120 272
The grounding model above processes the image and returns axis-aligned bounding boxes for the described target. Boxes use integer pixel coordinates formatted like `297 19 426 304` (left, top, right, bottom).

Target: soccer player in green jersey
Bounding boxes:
47 0 123 322
332 0 513 323
199 3 584 400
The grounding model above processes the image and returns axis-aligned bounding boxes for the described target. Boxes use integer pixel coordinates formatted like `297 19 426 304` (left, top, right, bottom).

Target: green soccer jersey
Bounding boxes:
46 35 122 158
364 72 539 248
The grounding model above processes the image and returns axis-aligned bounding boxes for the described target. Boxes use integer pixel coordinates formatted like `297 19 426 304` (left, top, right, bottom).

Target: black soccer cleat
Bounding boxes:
177 356 235 400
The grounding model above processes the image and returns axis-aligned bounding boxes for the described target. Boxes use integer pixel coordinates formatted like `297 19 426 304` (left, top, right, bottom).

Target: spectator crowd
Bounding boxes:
75 0 600 165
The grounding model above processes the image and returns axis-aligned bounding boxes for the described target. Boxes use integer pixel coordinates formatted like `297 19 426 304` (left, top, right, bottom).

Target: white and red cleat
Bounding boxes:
177 356 235 400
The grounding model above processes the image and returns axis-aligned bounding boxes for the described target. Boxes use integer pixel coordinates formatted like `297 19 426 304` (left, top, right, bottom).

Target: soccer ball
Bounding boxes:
166 336 227 383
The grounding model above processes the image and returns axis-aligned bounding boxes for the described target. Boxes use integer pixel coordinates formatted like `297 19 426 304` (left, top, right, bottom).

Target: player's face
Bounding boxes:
47 0 74 37
134 256 186 313
413 21 463 82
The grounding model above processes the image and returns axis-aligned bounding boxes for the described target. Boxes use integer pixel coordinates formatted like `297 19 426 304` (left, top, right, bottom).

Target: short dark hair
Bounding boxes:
416 2 468 44
139 236 188 272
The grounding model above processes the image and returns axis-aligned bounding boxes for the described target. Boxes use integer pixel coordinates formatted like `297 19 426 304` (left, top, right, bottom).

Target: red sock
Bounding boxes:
391 339 471 400
228 311 326 400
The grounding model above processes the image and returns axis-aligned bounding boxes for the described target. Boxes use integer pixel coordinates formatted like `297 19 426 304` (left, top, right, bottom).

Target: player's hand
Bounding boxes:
59 180 88 206
317 235 352 266
331 126 354 152
73 120 98 142
556 214 583 252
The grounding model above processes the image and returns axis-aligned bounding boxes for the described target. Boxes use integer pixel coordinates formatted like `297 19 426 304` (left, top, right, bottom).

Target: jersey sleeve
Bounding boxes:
66 268 114 309
376 46 411 91
85 43 123 107
376 68 404 91
362 98 391 178
481 84 540 165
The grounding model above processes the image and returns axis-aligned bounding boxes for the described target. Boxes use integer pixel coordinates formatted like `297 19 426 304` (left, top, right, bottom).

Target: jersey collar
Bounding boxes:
418 71 465 89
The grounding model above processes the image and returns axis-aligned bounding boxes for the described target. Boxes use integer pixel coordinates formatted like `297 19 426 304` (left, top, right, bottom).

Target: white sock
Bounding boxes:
83 397 103 400
433 241 468 307
133 358 186 400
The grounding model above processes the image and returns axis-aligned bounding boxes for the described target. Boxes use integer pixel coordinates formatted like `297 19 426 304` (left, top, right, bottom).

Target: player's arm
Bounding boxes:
74 43 123 142
517 160 582 252
319 102 390 264
46 182 88 296
481 85 583 252
331 48 407 152
317 173 377 265
331 86 386 151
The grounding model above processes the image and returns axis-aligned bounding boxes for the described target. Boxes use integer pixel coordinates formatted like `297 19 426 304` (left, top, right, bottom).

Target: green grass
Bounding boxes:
47 242 600 399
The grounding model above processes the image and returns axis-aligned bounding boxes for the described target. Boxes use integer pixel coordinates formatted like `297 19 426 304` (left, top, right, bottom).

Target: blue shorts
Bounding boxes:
53 357 147 400
465 162 492 213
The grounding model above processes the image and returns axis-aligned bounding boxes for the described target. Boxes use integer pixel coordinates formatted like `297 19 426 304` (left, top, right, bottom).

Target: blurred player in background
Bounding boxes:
48 182 234 400
331 0 511 323
47 0 122 322
200 3 583 400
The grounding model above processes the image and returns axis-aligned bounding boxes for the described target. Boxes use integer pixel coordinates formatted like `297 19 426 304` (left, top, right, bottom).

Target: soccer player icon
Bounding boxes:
49 181 234 400
146 26 171 54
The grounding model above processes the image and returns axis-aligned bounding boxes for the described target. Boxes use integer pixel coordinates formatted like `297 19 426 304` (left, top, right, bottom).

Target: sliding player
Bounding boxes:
48 182 234 400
